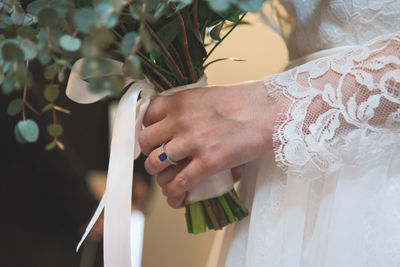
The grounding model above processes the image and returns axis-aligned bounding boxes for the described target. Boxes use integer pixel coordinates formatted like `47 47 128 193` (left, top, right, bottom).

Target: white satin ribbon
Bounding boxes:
66 58 233 267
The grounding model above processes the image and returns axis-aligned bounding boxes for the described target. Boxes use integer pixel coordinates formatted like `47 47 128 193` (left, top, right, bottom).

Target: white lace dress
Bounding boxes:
215 0 400 266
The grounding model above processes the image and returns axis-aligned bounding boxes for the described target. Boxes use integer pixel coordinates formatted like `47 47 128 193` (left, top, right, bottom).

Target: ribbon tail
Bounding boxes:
103 84 143 267
76 193 107 252
74 81 155 267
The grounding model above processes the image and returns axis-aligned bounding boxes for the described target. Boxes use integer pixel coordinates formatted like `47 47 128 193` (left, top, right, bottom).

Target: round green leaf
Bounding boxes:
95 3 117 28
208 0 230 11
17 119 39 143
1 74 15 94
7 98 23 116
14 123 27 144
47 123 63 137
38 49 51 65
11 5 25 25
73 8 100 34
19 37 38 60
121 32 139 56
44 67 57 80
60 35 81 52
2 42 24 62
44 84 59 101
17 26 39 41
38 8 60 27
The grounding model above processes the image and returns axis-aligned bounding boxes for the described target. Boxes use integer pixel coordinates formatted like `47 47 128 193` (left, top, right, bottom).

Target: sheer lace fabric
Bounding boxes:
214 1 400 266
268 32 400 178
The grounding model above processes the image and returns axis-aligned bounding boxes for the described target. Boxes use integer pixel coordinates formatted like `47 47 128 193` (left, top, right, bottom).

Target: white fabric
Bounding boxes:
217 1 400 266
130 210 145 267
66 58 234 266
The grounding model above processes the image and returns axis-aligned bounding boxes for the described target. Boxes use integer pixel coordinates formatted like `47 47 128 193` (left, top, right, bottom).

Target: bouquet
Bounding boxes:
1 0 269 265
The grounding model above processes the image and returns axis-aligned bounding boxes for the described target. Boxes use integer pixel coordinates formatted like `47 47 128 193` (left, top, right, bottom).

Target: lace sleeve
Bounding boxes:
265 32 400 178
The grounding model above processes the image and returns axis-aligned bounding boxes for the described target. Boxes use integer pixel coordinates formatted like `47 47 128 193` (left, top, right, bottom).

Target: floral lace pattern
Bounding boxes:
263 0 400 60
217 1 400 266
266 32 400 177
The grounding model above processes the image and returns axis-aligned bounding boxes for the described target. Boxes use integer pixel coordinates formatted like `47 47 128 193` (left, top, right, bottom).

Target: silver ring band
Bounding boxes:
158 142 179 166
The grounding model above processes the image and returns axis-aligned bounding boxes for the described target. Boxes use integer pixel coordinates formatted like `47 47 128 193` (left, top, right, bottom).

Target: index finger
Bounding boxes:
143 96 167 127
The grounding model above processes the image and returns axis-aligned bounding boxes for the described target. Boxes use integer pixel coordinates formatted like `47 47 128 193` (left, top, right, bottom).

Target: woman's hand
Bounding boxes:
139 80 279 207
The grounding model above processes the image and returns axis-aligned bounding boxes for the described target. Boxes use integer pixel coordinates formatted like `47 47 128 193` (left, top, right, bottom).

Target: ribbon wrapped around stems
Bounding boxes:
66 58 234 266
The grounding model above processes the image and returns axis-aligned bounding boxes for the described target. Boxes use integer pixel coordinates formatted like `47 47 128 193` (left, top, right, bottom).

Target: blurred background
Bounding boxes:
0 12 287 267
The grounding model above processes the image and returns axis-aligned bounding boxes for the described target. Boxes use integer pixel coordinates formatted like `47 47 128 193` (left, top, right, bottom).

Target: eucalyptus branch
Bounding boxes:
46 26 53 51
22 61 30 122
175 8 196 83
128 2 146 57
205 13 247 62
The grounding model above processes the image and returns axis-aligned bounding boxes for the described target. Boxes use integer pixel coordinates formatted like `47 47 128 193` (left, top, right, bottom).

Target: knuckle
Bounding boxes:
176 112 193 128
199 153 218 171
191 131 205 150
145 153 160 174
175 174 190 191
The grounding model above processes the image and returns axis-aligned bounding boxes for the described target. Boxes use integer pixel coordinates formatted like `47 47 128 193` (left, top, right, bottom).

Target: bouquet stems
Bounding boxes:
185 189 248 234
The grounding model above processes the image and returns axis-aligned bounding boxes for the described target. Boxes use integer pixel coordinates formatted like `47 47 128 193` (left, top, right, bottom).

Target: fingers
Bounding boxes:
143 96 167 127
157 160 189 187
167 193 186 209
163 158 208 198
157 163 188 209
139 120 172 155
144 139 191 175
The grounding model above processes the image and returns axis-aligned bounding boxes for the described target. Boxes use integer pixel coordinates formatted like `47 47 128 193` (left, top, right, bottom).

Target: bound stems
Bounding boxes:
144 21 185 80
175 8 196 83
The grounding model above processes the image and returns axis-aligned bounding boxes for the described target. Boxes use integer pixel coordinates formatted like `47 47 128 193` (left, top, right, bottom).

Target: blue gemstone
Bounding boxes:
158 152 167 162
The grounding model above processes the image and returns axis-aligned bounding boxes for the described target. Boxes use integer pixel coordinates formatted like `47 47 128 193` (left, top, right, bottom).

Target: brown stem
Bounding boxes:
22 85 27 121
215 199 229 227
203 200 221 230
169 44 186 76
50 77 57 124
71 29 79 38
52 107 57 124
22 61 30 122
141 60 173 89
144 22 184 80
46 26 52 50
175 9 196 83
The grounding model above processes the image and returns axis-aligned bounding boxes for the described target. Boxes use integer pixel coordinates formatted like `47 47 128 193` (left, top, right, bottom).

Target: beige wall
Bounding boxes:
141 13 288 267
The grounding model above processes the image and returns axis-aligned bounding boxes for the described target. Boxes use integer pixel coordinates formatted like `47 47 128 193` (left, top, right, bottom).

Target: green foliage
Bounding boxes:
47 123 63 137
44 84 59 101
2 42 24 62
16 119 39 143
0 0 269 147
60 35 81 52
7 98 22 116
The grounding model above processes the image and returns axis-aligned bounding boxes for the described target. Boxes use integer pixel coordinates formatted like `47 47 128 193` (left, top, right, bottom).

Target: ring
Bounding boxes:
158 142 179 166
